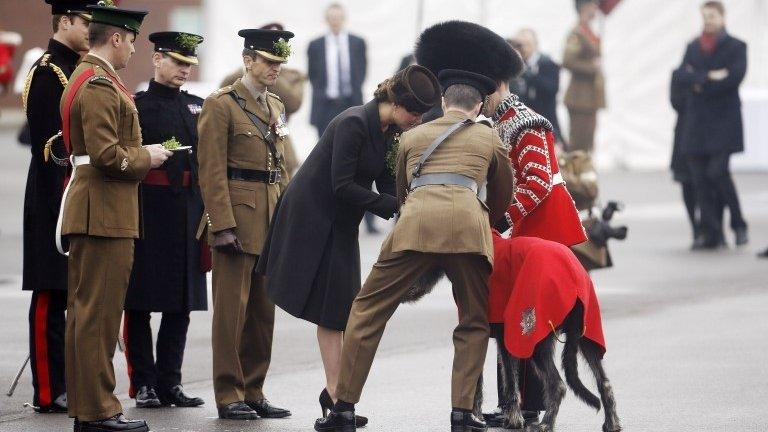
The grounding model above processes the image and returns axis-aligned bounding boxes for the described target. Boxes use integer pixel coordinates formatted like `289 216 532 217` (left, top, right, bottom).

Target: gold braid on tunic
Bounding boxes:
21 54 70 163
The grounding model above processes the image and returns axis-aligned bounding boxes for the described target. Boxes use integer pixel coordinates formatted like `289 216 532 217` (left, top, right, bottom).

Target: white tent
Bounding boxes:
200 0 768 170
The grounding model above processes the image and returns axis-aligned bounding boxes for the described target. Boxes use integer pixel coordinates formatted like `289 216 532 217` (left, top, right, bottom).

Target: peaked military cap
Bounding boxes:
45 0 99 19
438 69 497 98
238 28 295 63
149 31 203 65
87 1 148 34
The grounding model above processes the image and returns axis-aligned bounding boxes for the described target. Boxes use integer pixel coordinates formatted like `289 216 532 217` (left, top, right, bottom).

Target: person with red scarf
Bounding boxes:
672 0 748 249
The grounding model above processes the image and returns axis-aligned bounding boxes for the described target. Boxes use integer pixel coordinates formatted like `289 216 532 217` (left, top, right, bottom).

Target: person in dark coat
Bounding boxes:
21 0 95 414
672 0 748 249
509 28 564 144
257 65 441 417
123 31 207 409
307 3 367 136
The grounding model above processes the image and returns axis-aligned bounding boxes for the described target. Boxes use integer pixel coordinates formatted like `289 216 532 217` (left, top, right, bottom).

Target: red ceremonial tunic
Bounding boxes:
488 233 606 359
494 95 587 246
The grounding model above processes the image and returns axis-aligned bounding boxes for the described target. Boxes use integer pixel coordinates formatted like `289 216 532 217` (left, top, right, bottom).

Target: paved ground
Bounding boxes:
0 122 767 431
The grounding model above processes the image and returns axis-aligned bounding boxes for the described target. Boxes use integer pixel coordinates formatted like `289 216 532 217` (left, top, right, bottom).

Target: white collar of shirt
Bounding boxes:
325 31 351 99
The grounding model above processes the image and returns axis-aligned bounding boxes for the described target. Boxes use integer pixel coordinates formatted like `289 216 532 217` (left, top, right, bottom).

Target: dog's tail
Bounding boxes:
561 305 601 411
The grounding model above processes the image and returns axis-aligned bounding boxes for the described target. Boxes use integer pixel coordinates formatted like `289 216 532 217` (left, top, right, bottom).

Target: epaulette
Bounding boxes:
21 53 69 113
210 85 235 98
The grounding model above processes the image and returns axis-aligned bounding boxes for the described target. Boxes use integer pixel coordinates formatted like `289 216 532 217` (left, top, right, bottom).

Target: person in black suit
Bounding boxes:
673 0 748 250
509 29 564 144
257 65 440 424
21 0 96 414
307 3 367 136
123 31 207 410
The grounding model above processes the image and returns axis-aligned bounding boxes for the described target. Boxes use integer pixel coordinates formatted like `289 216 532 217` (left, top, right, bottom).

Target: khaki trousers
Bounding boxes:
66 235 134 421
336 250 490 410
211 250 274 408
568 110 598 153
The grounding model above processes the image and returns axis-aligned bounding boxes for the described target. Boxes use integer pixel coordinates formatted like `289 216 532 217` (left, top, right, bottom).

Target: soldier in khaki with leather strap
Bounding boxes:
58 4 172 432
316 69 513 432
196 28 292 420
219 22 306 176
563 0 606 153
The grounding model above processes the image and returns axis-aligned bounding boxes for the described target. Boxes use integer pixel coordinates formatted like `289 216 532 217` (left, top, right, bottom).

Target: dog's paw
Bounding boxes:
602 423 622 432
502 407 525 430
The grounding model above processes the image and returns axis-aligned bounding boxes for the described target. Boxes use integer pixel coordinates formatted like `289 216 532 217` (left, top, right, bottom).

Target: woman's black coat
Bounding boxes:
257 100 397 330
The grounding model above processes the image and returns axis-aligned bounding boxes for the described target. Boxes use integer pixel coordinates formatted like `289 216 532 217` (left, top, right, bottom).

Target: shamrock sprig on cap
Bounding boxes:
273 38 292 58
176 33 203 51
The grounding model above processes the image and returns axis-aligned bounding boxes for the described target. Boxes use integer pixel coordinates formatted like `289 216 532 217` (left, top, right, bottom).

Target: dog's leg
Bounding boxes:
582 339 622 432
495 336 524 430
526 336 566 432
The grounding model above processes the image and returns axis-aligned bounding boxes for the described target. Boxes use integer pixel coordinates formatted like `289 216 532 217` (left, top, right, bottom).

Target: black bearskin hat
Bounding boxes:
415 20 523 84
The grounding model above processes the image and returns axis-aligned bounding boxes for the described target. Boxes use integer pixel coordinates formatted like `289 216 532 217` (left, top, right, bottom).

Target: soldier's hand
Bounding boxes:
212 229 244 254
146 144 173 169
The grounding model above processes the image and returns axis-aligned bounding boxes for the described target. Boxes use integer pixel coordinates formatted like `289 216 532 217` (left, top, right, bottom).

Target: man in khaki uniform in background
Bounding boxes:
59 4 171 432
197 28 292 420
219 22 306 176
316 69 513 432
563 0 606 153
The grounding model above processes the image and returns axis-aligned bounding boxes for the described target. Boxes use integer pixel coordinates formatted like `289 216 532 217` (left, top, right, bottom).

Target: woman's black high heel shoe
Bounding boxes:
319 388 334 417
319 389 369 428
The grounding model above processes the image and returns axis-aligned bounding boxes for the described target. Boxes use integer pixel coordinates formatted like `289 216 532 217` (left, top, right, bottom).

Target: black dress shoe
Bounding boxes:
734 227 749 246
246 399 291 418
314 410 356 431
35 393 68 413
757 247 768 258
217 401 258 420
135 386 161 408
451 410 487 432
691 235 724 250
79 414 149 432
158 385 204 407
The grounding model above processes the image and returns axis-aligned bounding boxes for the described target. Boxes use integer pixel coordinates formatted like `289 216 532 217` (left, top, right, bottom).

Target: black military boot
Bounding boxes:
78 414 149 432
314 410 356 432
134 386 161 408
451 410 487 432
36 393 68 413
158 385 204 407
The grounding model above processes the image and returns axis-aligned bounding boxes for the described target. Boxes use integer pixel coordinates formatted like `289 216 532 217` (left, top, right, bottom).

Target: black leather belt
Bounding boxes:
410 173 480 195
227 167 282 184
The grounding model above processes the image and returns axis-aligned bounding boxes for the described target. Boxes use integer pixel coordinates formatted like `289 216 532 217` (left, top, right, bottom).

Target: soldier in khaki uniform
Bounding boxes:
316 69 513 432
196 28 292 420
58 4 171 432
219 22 306 176
563 0 606 153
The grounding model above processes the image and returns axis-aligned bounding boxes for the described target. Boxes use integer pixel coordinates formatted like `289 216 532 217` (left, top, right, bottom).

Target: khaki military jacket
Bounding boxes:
563 27 606 112
197 78 289 255
390 111 513 266
60 54 151 239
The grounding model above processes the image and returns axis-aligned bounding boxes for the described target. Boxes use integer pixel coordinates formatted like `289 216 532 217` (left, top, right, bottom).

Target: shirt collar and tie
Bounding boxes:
325 31 352 99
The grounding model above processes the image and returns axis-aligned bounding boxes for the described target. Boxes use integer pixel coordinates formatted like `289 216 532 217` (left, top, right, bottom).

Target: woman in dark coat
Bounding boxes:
257 65 440 409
